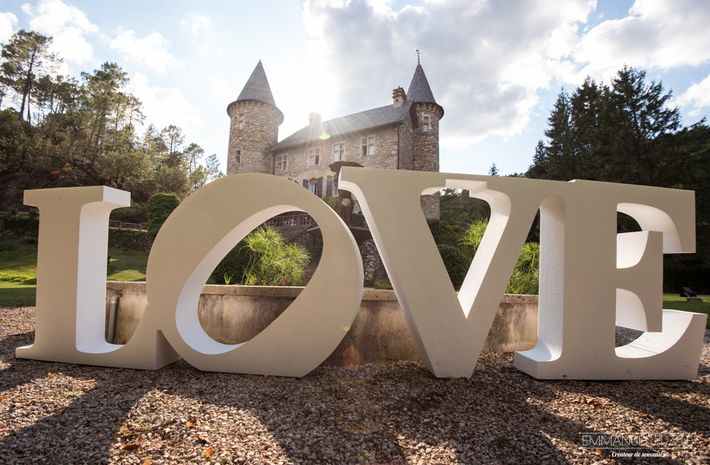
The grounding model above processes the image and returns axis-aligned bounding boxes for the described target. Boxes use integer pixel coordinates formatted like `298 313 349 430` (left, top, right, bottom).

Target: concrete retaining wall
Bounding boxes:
106 282 538 367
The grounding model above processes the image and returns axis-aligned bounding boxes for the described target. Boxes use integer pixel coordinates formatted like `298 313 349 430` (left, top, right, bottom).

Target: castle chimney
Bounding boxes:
392 87 407 108
309 111 322 126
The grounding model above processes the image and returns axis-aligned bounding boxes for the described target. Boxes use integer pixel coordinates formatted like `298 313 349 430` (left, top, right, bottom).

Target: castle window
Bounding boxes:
333 143 344 162
309 148 320 166
275 154 287 172
361 136 374 156
236 150 241 164
422 116 430 132
238 114 244 130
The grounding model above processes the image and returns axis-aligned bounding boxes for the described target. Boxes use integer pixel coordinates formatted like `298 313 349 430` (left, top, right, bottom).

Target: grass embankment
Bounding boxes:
0 239 148 306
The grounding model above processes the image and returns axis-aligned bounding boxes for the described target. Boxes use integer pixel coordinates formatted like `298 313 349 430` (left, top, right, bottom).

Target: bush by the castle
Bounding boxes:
147 193 180 240
437 243 469 290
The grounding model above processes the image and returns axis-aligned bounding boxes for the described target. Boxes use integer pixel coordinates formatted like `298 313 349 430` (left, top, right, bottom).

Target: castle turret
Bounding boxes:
407 62 444 219
226 61 284 175
407 62 444 173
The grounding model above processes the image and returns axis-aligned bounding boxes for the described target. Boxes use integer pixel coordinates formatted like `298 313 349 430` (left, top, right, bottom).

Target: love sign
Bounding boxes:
16 168 707 379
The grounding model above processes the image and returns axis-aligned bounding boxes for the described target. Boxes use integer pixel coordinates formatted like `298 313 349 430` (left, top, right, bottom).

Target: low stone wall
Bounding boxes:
106 282 538 367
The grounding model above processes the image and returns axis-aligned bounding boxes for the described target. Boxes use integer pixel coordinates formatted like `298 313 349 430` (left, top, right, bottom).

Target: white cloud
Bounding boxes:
22 0 101 65
302 0 597 144
110 30 183 74
572 0 710 82
128 73 203 137
0 11 18 43
674 73 710 116
302 0 710 148
181 14 212 37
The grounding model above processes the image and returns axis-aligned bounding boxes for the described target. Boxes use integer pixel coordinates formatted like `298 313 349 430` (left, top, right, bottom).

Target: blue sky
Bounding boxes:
1 0 708 176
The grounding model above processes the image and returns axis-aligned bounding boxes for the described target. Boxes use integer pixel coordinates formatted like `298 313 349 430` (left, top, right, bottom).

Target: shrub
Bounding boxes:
0 209 39 239
147 193 180 240
506 242 539 295
242 225 310 286
460 218 488 258
437 244 469 289
427 218 444 244
108 228 152 253
110 203 148 224
305 235 323 267
210 241 255 285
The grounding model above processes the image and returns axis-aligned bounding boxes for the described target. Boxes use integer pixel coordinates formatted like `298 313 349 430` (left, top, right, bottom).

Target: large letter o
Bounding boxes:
145 174 363 376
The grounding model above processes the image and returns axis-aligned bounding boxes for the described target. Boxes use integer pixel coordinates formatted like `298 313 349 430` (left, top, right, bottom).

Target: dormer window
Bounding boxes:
422 116 430 132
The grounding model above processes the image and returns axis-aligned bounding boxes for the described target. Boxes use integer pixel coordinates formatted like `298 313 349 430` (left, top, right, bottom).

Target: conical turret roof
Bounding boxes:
236 61 277 107
407 63 437 104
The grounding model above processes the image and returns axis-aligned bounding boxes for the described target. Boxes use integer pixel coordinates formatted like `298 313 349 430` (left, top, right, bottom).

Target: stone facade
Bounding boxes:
226 101 282 175
273 124 401 196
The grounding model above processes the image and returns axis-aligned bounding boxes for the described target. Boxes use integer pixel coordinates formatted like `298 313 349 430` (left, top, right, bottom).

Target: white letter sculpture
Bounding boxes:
15 169 707 380
339 168 706 379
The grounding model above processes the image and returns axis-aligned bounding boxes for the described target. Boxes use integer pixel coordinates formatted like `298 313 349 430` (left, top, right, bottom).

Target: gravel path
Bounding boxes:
1 306 708 465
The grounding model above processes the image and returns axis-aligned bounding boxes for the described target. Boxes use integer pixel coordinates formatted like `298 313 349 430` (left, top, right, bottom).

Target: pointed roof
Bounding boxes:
405 63 444 118
227 61 283 123
237 60 277 106
407 64 437 104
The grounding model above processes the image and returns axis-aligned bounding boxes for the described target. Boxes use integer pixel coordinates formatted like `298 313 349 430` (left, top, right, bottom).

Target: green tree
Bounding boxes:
81 62 130 164
1 30 60 124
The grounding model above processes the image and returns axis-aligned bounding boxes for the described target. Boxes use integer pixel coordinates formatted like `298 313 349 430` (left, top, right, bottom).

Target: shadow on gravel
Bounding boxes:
0 331 41 392
0 361 155 465
554 379 710 437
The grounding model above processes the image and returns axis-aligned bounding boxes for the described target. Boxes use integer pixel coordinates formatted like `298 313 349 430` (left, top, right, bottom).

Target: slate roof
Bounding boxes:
234 61 277 107
273 100 414 152
407 64 437 104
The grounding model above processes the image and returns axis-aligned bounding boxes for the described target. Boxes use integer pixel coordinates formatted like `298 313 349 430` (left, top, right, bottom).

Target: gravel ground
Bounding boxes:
0 306 708 465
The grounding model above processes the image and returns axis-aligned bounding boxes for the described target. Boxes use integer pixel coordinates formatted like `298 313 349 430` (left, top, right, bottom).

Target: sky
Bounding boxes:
0 0 709 176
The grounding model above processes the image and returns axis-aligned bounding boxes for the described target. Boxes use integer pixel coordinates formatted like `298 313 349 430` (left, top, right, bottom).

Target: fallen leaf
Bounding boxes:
203 447 213 457
121 443 140 450
595 448 604 456
143 460 150 465
186 422 194 428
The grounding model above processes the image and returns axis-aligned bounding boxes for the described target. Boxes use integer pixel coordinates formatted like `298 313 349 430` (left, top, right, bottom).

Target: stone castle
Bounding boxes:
226 60 444 218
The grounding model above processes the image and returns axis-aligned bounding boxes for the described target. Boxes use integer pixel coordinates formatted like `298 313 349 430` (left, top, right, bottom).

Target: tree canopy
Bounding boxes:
527 66 710 292
0 30 223 211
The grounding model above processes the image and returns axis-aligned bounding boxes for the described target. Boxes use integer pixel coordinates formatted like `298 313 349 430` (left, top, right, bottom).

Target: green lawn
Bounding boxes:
0 239 148 306
662 293 710 328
